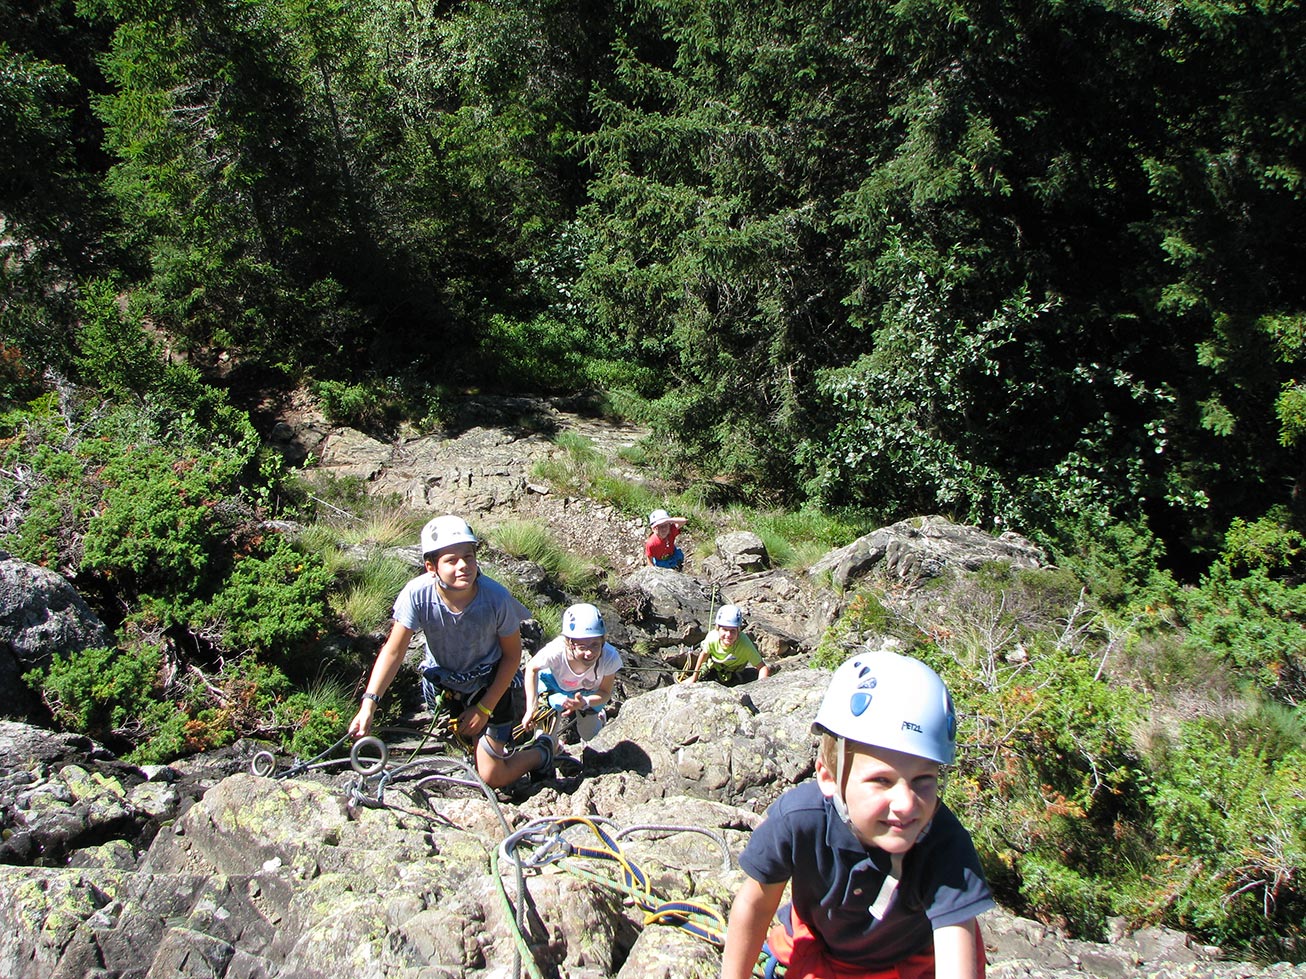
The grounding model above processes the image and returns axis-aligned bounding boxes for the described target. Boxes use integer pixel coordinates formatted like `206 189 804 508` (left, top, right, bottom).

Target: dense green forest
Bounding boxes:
2 0 1304 963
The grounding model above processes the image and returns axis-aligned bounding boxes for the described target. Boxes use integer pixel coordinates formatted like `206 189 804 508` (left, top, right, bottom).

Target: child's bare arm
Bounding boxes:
687 645 710 681
521 657 542 728
933 919 983 979
348 623 415 737
720 877 785 979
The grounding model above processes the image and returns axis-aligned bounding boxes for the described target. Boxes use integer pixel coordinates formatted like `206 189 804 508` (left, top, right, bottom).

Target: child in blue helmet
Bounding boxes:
686 604 771 685
721 651 993 979
348 515 553 789
523 602 623 742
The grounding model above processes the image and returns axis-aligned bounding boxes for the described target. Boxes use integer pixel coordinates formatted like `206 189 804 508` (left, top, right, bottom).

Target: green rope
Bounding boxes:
490 845 549 979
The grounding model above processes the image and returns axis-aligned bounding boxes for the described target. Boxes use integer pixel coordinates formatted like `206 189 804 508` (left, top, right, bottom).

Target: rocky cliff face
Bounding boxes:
2 399 1302 979
2 679 1302 979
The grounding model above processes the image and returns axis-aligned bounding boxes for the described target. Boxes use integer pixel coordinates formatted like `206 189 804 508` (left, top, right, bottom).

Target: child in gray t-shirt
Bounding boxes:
347 515 555 788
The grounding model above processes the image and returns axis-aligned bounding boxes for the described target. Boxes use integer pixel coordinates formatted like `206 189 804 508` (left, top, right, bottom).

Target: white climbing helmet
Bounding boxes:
420 515 478 556
648 508 673 528
715 604 743 628
812 650 957 764
562 603 606 639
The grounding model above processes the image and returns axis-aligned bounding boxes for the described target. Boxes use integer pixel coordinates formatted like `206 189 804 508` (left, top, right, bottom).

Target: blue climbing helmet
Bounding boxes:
812 650 957 764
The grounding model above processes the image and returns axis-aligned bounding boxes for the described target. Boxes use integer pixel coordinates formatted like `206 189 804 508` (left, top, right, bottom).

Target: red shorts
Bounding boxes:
765 914 986 979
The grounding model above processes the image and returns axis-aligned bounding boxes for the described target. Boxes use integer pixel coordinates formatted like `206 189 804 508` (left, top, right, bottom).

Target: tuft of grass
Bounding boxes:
487 519 598 593
592 470 659 518
336 507 424 548
333 553 413 635
293 524 356 577
734 507 877 570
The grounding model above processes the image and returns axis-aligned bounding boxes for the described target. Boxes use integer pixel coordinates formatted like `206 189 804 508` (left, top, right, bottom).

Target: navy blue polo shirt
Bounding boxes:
739 780 995 971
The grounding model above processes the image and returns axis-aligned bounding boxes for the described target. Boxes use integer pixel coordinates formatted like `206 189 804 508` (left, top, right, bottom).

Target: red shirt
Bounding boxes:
645 525 681 561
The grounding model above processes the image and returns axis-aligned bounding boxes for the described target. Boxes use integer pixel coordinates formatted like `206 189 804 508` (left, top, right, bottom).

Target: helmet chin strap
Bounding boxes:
832 736 905 921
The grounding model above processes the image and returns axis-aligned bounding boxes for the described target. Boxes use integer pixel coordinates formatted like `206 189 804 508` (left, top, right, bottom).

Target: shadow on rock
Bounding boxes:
580 739 654 778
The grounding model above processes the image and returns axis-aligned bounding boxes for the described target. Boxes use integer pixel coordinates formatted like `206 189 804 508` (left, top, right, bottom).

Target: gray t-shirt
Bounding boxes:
392 572 529 694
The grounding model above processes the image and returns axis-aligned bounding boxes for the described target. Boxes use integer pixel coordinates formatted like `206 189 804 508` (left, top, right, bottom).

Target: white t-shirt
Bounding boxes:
529 636 622 692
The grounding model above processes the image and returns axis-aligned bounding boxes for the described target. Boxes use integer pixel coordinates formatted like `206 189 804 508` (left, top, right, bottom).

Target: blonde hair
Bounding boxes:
818 731 841 773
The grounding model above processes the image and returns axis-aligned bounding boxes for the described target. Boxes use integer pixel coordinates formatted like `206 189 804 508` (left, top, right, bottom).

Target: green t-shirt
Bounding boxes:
701 630 763 673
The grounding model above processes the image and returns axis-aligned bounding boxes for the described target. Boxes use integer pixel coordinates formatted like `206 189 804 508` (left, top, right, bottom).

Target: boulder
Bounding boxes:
699 531 769 579
808 515 1047 591
317 426 394 482
619 566 715 650
0 554 113 720
0 721 196 867
573 669 828 814
718 568 837 655
370 427 546 515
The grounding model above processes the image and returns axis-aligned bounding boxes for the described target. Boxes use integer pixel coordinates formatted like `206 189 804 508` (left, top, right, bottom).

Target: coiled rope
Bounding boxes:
253 727 739 978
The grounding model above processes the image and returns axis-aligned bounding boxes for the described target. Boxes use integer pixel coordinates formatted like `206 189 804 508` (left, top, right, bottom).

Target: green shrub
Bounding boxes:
25 644 164 740
5 439 100 570
1050 514 1176 611
1017 854 1114 939
201 535 334 655
1183 564 1306 694
82 455 224 594
1221 509 1306 574
73 279 163 398
1181 514 1306 705
1143 717 1306 954
313 378 398 430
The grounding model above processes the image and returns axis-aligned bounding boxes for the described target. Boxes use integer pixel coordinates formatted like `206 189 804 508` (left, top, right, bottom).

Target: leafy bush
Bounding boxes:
81 443 245 597
201 534 334 654
1180 510 1306 705
25 644 165 741
1143 716 1306 955
73 279 163 398
3 428 101 571
127 656 297 764
1050 514 1177 611
1017 854 1114 938
313 378 397 430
